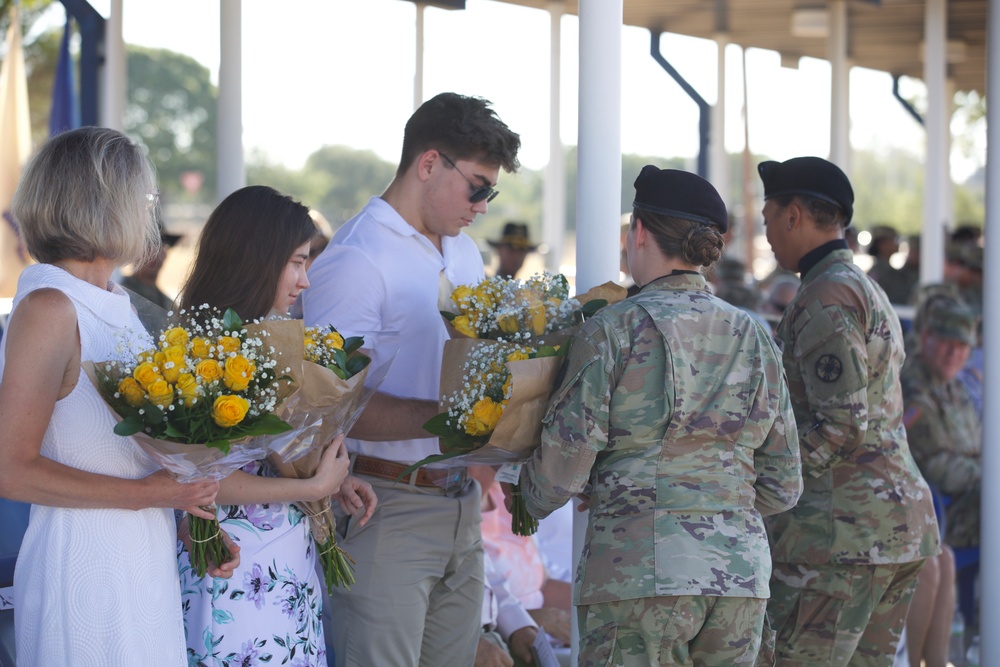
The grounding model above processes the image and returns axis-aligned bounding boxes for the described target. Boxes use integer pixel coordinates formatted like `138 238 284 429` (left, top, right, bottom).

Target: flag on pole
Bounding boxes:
49 15 79 137
0 4 32 298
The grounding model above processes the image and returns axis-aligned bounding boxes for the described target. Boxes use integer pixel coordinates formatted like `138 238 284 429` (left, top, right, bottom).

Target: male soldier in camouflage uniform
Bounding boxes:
758 157 940 666
515 166 803 666
901 294 980 641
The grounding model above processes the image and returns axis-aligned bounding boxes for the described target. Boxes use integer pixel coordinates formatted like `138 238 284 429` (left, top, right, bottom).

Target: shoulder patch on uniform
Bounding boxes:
814 354 843 383
903 405 923 428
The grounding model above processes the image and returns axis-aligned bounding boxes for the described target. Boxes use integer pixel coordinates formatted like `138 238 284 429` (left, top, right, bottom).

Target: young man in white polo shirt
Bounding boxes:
303 92 521 667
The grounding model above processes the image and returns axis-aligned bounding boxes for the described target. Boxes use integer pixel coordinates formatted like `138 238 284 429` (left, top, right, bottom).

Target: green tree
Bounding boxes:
125 45 217 204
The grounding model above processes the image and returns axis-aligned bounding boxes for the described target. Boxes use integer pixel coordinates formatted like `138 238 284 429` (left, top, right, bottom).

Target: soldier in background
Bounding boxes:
901 293 981 656
488 221 538 279
757 157 939 666
514 166 802 665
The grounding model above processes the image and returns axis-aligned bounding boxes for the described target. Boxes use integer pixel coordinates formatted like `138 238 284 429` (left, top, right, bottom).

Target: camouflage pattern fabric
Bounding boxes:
901 358 981 548
578 595 767 667
765 560 923 667
867 258 914 306
520 272 802 606
768 247 939 566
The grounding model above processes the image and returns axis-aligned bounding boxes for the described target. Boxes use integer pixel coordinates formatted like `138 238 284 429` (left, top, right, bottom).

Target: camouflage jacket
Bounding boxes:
520 273 802 605
768 247 940 565
901 358 981 548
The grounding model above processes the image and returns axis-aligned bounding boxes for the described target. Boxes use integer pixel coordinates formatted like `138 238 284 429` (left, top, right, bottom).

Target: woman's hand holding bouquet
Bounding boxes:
87 307 295 577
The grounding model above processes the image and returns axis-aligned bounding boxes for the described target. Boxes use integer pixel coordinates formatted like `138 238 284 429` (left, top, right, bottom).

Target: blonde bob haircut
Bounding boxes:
13 127 160 267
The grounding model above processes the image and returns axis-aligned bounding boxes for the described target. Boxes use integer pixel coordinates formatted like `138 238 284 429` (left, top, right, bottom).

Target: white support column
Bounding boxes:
944 78 956 230
922 0 947 284
576 0 622 293
101 0 125 130
414 2 425 110
710 34 730 209
217 0 245 202
827 0 850 171
980 0 1000 660
574 1 622 663
543 2 565 274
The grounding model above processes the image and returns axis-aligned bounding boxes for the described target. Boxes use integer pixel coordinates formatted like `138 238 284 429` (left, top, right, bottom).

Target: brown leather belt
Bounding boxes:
352 454 467 490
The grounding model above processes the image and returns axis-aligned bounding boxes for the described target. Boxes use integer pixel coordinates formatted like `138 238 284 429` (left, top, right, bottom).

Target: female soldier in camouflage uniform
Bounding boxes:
514 166 803 666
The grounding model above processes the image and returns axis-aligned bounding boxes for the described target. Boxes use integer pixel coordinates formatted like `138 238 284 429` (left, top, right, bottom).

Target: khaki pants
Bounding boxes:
764 560 925 667
577 595 767 667
327 476 483 667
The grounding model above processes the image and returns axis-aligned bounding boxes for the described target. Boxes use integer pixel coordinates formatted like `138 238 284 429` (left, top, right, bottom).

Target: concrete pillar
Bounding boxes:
827 0 850 171
574 1 623 662
922 0 947 284
543 2 566 274
217 0 245 202
979 0 1000 659
414 2 425 110
101 0 125 131
710 34 730 209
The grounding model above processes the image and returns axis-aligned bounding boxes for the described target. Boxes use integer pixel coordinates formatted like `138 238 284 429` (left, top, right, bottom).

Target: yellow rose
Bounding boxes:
322 331 345 351
451 285 475 313
146 378 174 408
463 397 504 437
212 394 249 428
154 345 187 384
496 313 519 335
195 359 224 384
506 349 530 363
161 326 190 349
190 337 210 359
216 336 241 354
450 315 477 339
133 361 163 390
529 303 547 336
175 373 201 407
472 285 495 311
223 355 256 392
117 377 145 408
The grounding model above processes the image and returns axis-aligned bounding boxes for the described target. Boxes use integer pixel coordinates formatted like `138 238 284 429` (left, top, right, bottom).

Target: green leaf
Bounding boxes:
143 404 165 426
580 298 608 318
422 412 454 437
222 308 243 333
343 336 365 355
113 413 144 436
440 311 457 322
164 423 186 438
327 364 349 380
346 354 371 375
331 347 348 369
204 439 232 454
245 414 294 435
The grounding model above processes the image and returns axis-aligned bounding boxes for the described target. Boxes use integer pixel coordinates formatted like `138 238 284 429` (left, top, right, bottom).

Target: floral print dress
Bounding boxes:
179 460 325 667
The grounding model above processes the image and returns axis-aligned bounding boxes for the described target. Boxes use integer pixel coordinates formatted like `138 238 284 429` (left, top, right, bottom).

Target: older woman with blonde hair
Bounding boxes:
0 127 225 665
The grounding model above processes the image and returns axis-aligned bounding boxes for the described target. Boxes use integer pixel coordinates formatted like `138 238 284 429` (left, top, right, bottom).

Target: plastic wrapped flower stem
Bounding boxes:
188 505 232 577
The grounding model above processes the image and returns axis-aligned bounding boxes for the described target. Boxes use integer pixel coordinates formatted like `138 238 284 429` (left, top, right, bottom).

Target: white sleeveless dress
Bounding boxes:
4 264 186 666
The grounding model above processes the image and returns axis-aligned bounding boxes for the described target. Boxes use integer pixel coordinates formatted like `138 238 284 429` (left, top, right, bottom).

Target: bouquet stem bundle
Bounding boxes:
188 508 232 577
509 483 539 537
316 526 356 592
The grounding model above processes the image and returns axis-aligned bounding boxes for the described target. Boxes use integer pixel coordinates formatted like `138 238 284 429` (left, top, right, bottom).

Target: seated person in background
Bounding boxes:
477 552 539 667
119 225 182 310
759 273 800 322
901 293 981 644
866 224 910 304
472 466 572 647
489 222 538 279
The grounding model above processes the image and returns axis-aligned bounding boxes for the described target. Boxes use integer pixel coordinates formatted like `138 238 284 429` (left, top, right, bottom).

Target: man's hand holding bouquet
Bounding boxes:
87 306 296 577
421 272 625 535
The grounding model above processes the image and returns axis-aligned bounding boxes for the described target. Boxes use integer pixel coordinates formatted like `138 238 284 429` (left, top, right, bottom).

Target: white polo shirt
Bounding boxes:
302 196 484 464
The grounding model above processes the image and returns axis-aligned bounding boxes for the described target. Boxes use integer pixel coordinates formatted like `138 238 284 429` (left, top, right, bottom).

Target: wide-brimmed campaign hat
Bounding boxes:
488 222 538 251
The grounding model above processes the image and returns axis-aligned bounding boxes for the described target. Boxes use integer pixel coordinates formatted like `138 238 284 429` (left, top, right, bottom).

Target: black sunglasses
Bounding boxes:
439 152 499 204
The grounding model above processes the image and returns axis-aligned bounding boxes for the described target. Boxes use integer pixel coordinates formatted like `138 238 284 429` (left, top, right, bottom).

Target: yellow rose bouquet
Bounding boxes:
412 339 567 536
263 324 391 593
87 307 296 577
442 272 590 342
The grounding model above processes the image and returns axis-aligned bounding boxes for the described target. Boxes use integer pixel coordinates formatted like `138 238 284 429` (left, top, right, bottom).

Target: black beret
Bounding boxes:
633 165 728 233
757 156 854 225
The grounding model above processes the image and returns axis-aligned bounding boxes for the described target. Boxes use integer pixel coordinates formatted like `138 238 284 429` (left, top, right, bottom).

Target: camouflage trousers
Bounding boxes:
761 560 924 667
577 595 766 667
